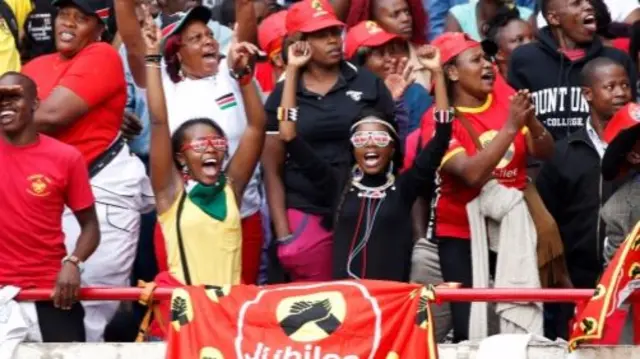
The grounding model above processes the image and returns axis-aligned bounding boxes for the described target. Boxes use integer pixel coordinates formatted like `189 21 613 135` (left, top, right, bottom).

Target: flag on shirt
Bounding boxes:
569 220 640 350
216 93 238 110
166 280 439 359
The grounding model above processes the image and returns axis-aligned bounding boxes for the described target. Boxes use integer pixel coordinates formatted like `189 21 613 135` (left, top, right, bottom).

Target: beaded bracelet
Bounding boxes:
433 108 455 124
145 54 162 64
277 107 298 122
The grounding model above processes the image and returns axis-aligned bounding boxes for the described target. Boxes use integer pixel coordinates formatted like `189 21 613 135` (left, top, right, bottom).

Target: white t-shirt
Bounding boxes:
162 61 262 218
537 0 639 27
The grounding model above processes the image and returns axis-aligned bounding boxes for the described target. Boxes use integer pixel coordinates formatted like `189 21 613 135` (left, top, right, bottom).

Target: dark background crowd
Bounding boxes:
1 0 640 347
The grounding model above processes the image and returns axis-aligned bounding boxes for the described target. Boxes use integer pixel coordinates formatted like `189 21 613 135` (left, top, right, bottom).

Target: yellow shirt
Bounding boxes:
0 0 32 74
159 185 242 286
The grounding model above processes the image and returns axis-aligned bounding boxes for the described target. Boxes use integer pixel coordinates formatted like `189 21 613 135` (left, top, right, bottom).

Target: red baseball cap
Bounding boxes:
602 103 640 180
431 32 483 64
285 0 344 36
344 21 400 59
258 11 288 56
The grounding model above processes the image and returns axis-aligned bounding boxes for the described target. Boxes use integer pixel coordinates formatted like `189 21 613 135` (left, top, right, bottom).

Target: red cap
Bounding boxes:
431 32 480 64
344 21 400 59
285 0 344 36
601 103 640 180
258 11 288 56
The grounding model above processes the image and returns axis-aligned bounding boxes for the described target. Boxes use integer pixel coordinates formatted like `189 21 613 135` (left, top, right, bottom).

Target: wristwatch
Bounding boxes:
62 255 84 273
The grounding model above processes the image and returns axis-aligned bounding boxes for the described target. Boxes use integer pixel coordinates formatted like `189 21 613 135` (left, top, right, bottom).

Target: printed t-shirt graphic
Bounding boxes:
165 280 439 359
419 90 528 240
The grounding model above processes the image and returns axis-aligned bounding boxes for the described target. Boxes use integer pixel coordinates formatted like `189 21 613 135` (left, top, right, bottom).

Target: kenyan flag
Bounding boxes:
216 93 237 110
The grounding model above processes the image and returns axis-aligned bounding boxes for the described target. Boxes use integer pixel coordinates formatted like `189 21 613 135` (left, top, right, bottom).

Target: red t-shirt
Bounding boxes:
22 42 126 164
414 91 529 239
0 135 94 288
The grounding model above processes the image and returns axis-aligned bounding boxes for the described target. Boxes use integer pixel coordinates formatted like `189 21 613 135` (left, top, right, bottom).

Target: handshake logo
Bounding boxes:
277 292 345 342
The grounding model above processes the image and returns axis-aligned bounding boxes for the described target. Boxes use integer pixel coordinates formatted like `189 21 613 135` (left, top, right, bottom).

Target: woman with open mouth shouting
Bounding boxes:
115 0 268 285
277 41 452 282
143 15 265 291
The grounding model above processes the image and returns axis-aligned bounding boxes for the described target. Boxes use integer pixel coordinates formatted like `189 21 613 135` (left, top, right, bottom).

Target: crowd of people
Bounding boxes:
1 0 640 347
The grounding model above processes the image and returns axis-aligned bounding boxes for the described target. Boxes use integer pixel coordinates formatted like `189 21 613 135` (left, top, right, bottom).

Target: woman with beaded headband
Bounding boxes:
278 41 452 282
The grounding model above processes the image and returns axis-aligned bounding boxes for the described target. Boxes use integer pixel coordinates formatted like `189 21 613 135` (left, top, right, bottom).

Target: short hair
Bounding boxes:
484 5 523 44
0 71 37 101
581 57 626 87
540 0 552 18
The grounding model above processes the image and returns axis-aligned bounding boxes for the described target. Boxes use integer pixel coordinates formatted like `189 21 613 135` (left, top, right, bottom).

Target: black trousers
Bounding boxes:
437 236 496 343
36 301 85 342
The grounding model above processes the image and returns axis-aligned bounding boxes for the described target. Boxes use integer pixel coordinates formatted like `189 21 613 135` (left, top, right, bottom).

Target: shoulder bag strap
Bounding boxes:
175 190 192 285
455 110 483 151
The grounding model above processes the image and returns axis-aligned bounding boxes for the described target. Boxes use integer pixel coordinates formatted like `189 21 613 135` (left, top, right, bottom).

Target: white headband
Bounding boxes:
350 118 397 135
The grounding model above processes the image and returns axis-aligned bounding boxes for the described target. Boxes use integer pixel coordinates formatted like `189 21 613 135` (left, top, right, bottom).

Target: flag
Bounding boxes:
569 220 640 350
166 280 438 359
216 93 238 110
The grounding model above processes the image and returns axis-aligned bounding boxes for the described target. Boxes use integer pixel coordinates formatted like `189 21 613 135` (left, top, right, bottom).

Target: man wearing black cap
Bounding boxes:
22 0 154 342
601 103 640 265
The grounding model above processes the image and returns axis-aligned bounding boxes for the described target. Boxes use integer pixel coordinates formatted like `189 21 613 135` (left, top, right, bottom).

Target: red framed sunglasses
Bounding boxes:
181 136 228 153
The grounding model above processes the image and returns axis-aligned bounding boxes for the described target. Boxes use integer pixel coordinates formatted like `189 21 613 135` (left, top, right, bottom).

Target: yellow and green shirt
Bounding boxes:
0 0 32 74
159 184 242 286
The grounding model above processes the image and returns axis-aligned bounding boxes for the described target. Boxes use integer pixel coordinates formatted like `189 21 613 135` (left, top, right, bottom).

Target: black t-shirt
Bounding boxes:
264 62 395 215
21 0 56 62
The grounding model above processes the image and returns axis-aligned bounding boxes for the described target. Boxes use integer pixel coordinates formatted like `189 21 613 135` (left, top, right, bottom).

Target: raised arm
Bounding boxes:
234 0 258 44
225 41 268 204
278 42 338 191
114 0 147 88
399 46 452 202
144 23 183 213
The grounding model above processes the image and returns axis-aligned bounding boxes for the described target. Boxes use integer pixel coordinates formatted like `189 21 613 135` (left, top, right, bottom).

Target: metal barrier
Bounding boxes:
15 287 602 302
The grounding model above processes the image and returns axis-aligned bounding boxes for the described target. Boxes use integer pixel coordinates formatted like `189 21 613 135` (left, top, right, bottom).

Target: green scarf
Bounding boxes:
186 176 227 221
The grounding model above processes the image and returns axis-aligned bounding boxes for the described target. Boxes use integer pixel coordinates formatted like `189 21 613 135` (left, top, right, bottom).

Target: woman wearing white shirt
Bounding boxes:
114 0 266 284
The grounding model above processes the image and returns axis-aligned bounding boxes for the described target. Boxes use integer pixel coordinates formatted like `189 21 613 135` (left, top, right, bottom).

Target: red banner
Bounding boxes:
569 220 640 350
166 280 438 359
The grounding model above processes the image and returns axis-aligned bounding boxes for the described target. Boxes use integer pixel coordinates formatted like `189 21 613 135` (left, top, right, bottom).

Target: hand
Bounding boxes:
506 89 534 132
416 45 442 72
228 41 263 74
122 112 143 141
142 11 161 56
383 57 414 100
287 41 312 69
51 262 81 310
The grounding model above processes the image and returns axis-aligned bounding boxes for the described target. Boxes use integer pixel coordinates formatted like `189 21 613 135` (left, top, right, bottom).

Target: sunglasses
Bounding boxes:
181 136 228 153
350 131 393 148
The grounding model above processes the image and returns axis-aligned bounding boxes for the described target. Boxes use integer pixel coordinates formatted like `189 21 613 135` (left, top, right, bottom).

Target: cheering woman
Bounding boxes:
278 41 452 281
413 32 555 342
143 21 265 287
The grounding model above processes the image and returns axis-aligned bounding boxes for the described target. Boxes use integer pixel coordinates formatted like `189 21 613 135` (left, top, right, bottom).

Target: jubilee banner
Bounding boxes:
165 280 438 359
569 220 640 350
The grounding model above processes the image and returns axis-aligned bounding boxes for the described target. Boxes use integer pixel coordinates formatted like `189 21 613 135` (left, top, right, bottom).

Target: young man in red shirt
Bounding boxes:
0 71 99 342
22 0 154 341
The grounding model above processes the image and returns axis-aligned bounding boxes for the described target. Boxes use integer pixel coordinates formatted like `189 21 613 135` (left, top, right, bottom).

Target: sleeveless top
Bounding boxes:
158 184 242 285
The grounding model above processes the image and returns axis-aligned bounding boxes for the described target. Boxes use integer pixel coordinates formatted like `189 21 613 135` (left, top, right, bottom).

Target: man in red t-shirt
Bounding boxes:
0 72 99 342
22 0 154 342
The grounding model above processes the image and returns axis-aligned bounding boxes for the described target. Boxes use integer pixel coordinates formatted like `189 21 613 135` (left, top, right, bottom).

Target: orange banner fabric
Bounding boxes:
569 220 640 350
165 280 438 359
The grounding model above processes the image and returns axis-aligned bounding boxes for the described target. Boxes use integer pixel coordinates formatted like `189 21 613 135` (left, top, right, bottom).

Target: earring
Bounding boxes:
181 165 190 181
352 165 364 182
